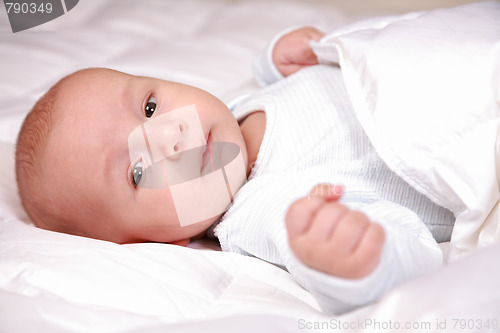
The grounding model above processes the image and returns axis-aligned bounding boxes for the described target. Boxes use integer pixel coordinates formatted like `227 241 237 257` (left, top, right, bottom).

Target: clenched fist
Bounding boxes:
273 27 325 77
285 184 386 279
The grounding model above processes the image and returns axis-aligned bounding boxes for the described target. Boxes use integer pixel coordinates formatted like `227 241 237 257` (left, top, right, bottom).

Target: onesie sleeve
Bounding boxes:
287 199 444 315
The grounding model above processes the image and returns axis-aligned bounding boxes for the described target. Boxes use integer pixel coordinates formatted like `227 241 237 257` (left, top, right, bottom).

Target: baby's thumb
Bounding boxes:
309 183 344 201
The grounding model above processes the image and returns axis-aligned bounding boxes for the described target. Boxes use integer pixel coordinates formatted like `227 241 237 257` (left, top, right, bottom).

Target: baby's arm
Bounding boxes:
286 184 385 279
285 184 443 314
254 27 324 86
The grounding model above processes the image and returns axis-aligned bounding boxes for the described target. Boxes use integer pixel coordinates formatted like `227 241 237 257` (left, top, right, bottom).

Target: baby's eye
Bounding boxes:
132 161 143 187
145 96 156 118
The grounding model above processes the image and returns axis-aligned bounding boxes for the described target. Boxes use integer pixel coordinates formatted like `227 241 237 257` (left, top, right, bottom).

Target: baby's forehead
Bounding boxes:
62 68 129 92
48 69 131 154
52 69 131 120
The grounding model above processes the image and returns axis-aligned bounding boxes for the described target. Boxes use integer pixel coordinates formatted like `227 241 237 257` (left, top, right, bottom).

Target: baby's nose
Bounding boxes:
148 119 188 162
164 119 187 159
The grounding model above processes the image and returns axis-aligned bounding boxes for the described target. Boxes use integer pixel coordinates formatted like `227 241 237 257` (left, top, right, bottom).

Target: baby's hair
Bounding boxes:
15 75 69 231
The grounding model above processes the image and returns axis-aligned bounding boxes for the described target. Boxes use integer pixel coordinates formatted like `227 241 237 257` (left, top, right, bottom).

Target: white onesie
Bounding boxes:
214 51 454 314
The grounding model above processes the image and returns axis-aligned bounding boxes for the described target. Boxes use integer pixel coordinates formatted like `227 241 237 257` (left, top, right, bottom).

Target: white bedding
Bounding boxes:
1 1 499 332
312 0 500 262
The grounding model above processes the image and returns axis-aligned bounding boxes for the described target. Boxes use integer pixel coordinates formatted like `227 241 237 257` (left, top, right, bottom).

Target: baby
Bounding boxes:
15 27 454 314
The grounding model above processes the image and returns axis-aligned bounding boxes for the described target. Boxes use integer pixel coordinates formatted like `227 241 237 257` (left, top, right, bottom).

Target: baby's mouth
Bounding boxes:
201 131 213 173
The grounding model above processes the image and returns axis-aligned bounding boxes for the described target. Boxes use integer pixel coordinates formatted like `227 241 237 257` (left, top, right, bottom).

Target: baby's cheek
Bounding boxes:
128 104 247 228
167 142 246 227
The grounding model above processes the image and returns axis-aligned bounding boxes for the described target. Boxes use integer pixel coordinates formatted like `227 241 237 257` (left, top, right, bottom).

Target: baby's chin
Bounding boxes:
125 215 221 244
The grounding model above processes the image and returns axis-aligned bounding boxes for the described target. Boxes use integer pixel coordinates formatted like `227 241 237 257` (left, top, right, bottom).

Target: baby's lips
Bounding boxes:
201 132 213 171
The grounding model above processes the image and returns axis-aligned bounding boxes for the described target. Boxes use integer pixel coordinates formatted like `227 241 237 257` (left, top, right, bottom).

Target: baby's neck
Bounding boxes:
239 110 266 176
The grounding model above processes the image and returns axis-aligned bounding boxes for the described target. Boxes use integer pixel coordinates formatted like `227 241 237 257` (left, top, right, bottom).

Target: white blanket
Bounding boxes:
312 0 500 261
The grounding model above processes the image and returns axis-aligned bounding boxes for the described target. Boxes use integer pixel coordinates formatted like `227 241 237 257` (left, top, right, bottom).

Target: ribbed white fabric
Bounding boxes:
215 60 454 314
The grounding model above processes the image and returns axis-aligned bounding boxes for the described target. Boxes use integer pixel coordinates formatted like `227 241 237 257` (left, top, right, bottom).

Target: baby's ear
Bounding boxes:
170 239 190 247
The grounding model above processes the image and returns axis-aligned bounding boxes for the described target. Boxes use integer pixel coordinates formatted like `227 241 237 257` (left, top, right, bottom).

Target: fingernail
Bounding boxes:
323 184 344 201
334 184 344 196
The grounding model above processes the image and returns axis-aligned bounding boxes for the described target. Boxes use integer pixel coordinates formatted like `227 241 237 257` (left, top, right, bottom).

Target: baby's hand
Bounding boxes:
285 184 386 279
273 27 324 77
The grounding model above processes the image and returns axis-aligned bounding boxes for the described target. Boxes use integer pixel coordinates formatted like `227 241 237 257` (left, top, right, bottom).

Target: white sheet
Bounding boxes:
1 1 499 332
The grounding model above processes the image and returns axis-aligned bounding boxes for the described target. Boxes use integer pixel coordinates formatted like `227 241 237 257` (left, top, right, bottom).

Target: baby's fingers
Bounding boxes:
306 27 325 42
349 223 386 278
305 201 349 242
285 195 324 237
309 183 344 201
330 211 371 255
286 184 345 240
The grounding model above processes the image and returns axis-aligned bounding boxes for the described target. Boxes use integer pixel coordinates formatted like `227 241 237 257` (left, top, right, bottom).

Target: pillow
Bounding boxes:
0 144 320 324
311 1 500 261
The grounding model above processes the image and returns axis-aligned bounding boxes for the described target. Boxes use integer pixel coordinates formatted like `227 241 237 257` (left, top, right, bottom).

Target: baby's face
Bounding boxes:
44 68 248 244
